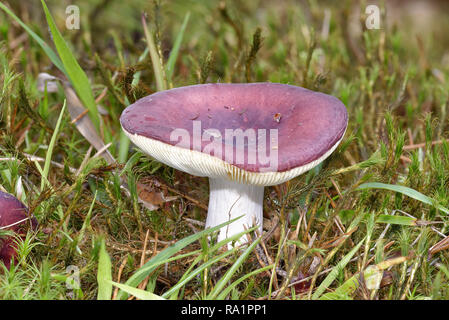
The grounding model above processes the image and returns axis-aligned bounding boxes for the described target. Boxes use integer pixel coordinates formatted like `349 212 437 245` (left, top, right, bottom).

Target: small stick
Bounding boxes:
70 108 89 124
403 139 446 150
138 230 152 291
92 142 112 159
112 256 129 300
95 87 108 103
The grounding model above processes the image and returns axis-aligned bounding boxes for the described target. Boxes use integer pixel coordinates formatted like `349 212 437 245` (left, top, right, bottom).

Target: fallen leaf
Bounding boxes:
136 182 177 211
62 83 115 165
36 73 116 165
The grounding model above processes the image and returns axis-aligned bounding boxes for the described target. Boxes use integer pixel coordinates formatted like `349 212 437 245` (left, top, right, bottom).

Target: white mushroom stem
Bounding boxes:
205 178 264 245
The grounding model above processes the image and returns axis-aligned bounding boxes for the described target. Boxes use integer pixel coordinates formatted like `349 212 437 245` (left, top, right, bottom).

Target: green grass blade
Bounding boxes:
162 249 235 299
40 0 101 134
118 130 131 164
33 161 53 192
164 226 257 299
166 12 190 83
311 237 365 300
72 190 97 254
216 264 274 300
41 99 66 191
141 14 166 91
97 238 112 300
0 2 65 74
356 182 449 214
166 254 204 300
208 225 258 253
117 96 132 163
319 276 358 300
132 47 149 87
117 216 243 300
110 281 165 300
376 214 417 226
320 255 408 300
437 264 449 280
206 237 261 300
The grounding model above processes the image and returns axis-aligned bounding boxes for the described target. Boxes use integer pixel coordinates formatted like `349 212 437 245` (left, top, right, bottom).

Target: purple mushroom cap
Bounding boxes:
120 83 347 173
0 191 37 269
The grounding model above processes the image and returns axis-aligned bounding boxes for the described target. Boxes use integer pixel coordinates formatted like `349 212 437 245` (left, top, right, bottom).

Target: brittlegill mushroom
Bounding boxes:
0 191 38 269
120 83 348 245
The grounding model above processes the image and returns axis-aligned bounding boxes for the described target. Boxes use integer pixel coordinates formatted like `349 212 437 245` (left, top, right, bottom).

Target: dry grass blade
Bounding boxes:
429 236 449 256
63 84 115 165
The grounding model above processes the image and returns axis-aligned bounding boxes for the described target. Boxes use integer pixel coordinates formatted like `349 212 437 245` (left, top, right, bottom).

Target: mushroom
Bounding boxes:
120 83 348 244
0 191 37 268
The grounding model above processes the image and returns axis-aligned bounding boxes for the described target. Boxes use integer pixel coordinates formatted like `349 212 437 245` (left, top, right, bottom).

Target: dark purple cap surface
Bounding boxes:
120 83 348 172
0 191 37 269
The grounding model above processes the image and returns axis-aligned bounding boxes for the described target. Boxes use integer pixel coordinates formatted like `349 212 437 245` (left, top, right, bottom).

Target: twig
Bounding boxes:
403 139 447 150
112 256 128 300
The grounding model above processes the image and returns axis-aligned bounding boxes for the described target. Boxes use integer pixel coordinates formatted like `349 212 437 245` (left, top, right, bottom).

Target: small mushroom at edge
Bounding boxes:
0 191 38 269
